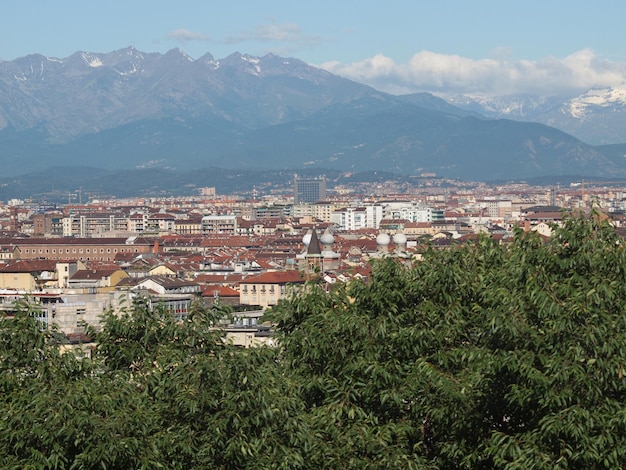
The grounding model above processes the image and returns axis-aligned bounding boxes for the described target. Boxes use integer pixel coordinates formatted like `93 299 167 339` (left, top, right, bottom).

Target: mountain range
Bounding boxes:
1 47 626 197
444 88 626 146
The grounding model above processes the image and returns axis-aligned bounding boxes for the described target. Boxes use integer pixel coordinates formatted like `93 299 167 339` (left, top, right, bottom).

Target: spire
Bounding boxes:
306 228 322 256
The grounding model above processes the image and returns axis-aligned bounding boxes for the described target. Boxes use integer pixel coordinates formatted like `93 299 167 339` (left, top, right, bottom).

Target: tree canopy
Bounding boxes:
1 212 626 468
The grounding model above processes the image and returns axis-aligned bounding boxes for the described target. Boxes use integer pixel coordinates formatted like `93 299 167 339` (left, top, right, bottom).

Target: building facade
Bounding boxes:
294 176 326 204
0 237 156 262
239 271 305 307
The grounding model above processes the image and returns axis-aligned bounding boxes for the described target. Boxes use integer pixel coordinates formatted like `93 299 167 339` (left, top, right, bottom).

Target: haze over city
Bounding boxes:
3 0 626 96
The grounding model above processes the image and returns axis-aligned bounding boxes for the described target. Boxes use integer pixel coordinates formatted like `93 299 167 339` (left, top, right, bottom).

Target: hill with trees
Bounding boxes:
1 213 626 468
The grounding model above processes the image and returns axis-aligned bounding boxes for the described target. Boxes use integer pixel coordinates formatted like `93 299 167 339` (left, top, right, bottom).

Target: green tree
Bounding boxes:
0 296 308 469
270 212 626 468
2 213 626 468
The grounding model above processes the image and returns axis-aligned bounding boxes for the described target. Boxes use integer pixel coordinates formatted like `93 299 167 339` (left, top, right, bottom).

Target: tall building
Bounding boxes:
294 176 326 204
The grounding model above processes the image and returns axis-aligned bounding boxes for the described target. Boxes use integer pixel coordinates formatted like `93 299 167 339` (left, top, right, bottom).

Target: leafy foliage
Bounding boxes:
1 214 626 468
270 212 626 468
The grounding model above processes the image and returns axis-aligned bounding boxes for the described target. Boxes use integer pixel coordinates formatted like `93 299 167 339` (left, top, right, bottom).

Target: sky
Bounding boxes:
2 0 626 97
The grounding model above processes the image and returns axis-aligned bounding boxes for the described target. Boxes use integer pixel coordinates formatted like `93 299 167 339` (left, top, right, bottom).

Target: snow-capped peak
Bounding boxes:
241 54 262 75
81 52 103 68
241 55 260 65
566 87 626 118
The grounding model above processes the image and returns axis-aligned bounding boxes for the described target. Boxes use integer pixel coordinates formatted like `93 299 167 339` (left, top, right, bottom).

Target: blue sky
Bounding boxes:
2 0 626 96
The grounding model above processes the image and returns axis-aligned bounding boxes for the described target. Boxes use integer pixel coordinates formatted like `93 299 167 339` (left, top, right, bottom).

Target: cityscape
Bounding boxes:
3 2 626 467
0 173 624 344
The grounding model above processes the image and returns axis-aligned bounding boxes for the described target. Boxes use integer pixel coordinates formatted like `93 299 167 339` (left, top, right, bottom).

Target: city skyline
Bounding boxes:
2 1 626 96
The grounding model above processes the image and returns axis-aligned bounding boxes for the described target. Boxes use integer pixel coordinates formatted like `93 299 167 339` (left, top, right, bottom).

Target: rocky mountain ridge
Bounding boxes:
0 47 375 140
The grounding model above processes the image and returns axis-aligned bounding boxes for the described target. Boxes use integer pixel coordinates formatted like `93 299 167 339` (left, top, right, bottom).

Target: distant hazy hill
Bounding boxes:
1 47 625 185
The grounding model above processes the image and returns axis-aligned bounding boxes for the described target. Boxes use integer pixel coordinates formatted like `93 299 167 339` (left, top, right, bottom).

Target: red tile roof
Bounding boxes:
201 236 263 248
0 259 59 273
201 285 240 298
239 270 305 285
70 268 121 280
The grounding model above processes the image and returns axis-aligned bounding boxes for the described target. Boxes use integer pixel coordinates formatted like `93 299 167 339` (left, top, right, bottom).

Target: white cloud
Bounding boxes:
320 49 626 97
167 29 210 44
256 22 302 42
224 20 323 53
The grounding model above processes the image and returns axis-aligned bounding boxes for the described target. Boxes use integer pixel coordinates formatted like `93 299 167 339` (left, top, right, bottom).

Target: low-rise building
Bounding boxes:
68 268 130 293
0 260 82 290
117 275 201 296
239 271 305 307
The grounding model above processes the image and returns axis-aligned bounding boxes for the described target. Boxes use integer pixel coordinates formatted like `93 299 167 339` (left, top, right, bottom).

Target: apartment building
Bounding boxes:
477 199 513 218
62 213 129 237
33 212 64 236
201 215 238 234
383 203 444 223
0 291 130 335
331 207 368 231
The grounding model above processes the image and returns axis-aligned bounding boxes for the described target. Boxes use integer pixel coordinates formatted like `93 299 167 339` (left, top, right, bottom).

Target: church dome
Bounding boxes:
320 232 334 245
302 233 312 246
376 233 391 246
393 232 407 245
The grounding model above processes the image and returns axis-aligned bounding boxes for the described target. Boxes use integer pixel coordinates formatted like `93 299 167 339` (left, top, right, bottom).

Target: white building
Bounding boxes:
365 205 384 228
383 202 444 223
477 199 513 218
201 215 238 234
331 207 368 231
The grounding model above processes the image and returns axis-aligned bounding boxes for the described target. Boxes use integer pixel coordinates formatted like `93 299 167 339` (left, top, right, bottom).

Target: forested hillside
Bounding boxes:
1 213 626 469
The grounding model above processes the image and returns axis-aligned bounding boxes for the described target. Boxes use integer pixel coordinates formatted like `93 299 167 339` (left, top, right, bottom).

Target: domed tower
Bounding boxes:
320 230 334 252
376 232 391 254
393 232 407 253
320 228 340 271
